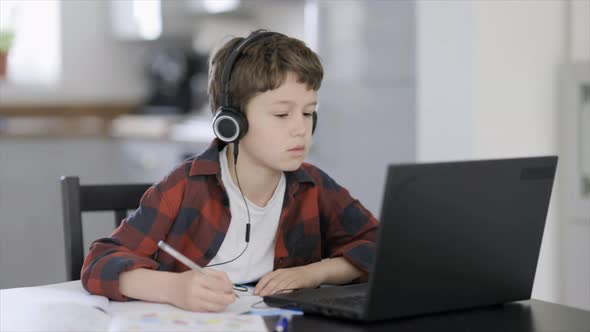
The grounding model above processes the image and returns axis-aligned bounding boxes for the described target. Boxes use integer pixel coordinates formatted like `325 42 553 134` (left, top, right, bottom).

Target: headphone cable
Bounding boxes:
206 141 251 267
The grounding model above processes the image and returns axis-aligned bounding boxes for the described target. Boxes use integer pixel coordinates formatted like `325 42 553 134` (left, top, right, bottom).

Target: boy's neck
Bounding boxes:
226 144 283 208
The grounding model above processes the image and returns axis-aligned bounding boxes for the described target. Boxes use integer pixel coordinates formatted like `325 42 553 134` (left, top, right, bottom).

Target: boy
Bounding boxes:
82 30 378 313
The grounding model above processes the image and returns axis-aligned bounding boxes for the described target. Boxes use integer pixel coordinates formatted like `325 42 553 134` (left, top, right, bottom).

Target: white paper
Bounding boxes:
107 286 269 331
109 311 267 332
0 281 110 332
1 281 276 332
226 287 271 314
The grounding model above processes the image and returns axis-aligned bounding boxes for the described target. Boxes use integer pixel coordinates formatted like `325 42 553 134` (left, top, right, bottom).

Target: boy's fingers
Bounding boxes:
264 274 292 296
255 271 278 294
258 272 290 296
217 271 234 291
204 270 234 293
254 275 268 294
270 278 296 296
256 281 273 296
197 298 227 312
195 286 235 306
203 274 233 294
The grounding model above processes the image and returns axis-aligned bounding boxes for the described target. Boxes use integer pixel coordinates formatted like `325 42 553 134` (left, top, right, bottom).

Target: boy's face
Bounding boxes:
240 71 317 172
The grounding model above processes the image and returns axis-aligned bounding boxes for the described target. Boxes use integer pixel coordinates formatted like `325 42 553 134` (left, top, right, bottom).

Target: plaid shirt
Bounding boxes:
82 139 378 301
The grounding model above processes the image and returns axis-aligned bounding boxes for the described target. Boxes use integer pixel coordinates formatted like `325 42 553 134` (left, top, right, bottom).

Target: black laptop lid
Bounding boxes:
365 156 557 320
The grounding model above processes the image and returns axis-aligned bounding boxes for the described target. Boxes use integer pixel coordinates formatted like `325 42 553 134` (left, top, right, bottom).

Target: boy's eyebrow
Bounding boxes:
270 100 318 107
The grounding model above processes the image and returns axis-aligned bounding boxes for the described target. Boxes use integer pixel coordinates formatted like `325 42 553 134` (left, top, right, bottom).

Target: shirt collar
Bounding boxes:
188 139 316 186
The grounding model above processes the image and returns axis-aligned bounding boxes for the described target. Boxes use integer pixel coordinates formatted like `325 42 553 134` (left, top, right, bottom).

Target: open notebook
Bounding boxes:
0 281 268 332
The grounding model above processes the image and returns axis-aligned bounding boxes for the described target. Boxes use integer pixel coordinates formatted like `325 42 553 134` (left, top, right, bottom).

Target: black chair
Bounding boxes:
60 176 152 281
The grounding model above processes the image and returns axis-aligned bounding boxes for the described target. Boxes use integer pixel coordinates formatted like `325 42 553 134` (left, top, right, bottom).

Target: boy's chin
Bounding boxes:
279 160 305 172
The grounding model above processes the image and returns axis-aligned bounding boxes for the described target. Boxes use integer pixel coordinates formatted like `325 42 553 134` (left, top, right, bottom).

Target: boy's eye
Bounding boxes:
304 112 314 117
275 114 288 118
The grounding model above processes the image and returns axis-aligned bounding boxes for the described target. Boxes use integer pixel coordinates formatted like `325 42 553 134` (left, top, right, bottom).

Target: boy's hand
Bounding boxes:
254 265 324 296
168 269 235 312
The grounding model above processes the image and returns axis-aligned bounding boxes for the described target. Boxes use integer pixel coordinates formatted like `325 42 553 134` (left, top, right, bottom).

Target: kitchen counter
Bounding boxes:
0 113 215 144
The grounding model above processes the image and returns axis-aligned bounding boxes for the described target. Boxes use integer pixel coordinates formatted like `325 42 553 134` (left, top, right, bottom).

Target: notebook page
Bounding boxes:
109 301 267 332
0 281 110 332
226 286 271 313
109 311 267 332
108 288 268 331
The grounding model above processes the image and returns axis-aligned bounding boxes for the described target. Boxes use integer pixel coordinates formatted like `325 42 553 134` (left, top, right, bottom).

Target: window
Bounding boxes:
0 0 61 85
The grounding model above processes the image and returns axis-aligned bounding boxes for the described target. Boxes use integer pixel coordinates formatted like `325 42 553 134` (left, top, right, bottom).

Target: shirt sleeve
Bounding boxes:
81 185 176 301
317 169 379 280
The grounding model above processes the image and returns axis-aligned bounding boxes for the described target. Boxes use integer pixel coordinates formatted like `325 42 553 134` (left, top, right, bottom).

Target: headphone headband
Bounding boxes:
221 31 278 107
213 30 317 143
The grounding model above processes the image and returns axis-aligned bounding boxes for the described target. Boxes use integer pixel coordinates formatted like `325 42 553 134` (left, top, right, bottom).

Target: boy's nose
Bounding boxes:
291 115 307 136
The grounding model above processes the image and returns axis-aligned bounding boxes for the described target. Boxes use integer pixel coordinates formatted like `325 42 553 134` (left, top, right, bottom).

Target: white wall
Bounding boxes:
570 0 590 62
471 0 565 304
311 0 416 216
417 0 566 304
417 1 473 161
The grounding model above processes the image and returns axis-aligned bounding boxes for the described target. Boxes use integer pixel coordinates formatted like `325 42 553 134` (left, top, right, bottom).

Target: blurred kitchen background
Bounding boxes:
0 0 588 310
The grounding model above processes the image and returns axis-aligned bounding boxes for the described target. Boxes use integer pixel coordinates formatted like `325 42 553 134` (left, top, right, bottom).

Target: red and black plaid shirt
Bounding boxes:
82 139 378 301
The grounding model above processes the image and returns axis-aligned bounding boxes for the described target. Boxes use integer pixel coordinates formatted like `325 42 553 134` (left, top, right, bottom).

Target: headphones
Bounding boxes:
212 31 318 143
206 31 318 270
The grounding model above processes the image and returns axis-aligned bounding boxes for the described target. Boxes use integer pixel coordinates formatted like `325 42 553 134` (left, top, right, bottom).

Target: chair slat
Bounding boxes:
80 184 152 211
60 176 152 281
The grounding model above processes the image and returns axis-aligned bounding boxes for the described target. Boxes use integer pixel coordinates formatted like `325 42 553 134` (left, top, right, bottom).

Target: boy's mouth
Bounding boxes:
288 145 305 152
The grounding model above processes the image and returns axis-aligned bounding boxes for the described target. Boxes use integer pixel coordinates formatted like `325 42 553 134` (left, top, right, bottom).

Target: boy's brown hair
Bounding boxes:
208 29 323 115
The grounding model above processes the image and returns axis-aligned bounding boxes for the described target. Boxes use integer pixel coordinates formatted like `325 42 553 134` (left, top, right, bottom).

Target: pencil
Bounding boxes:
157 240 240 298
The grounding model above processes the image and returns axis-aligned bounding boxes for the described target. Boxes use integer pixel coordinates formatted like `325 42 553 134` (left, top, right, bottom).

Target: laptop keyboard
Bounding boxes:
310 294 366 308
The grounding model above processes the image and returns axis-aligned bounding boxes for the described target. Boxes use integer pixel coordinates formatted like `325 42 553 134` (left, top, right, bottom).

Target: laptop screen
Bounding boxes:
365 156 557 320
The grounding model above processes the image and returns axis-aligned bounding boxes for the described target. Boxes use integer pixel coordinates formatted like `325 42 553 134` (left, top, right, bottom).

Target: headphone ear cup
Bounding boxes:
312 111 318 135
213 107 249 143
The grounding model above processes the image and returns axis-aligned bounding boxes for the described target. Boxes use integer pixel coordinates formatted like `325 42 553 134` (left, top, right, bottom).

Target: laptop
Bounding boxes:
264 156 558 321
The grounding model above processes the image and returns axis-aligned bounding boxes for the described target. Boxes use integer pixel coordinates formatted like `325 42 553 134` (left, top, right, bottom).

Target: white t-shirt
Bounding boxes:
207 146 286 284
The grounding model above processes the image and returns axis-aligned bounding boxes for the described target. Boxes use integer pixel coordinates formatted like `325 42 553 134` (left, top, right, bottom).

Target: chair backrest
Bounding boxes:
60 176 152 281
